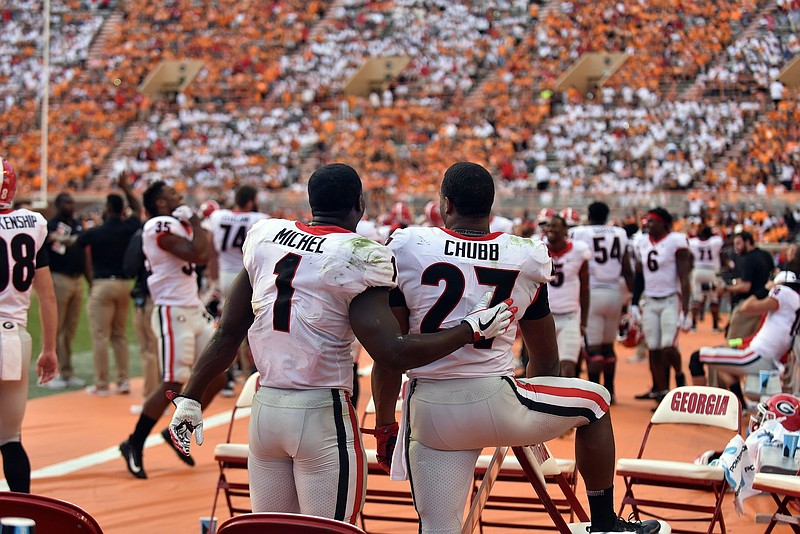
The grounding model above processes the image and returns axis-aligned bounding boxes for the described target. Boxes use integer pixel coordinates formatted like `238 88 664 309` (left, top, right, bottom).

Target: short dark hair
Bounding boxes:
587 201 610 224
647 207 673 228
736 230 755 245
54 192 73 209
307 164 362 216
440 162 494 218
235 185 257 208
698 226 713 240
106 193 124 215
143 181 167 217
548 214 567 228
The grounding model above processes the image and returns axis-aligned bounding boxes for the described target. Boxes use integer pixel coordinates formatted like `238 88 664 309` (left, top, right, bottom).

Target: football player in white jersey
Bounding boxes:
631 208 692 404
120 181 227 479
0 158 58 492
489 213 514 233
688 226 725 331
546 214 591 378
381 162 660 534
570 202 633 400
690 271 800 390
166 164 514 524
206 185 269 299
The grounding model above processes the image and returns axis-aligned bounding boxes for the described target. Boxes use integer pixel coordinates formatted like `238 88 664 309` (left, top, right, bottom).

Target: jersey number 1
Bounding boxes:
273 253 301 332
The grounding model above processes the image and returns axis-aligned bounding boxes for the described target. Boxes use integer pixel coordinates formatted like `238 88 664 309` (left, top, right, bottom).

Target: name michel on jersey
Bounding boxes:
0 214 38 230
274 227 326 253
444 240 499 261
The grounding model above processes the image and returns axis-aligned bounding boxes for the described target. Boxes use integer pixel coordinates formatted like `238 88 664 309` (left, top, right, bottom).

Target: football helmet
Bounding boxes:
423 200 443 227
0 158 17 210
536 208 555 225
617 313 643 348
749 393 800 434
199 199 219 219
560 207 580 227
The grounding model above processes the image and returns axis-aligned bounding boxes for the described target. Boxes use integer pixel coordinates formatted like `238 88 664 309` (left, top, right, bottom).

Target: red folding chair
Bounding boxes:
216 512 366 534
0 491 103 533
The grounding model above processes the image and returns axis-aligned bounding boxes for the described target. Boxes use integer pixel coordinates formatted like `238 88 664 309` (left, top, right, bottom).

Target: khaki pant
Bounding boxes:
726 302 762 341
52 273 83 379
133 296 160 397
87 279 131 389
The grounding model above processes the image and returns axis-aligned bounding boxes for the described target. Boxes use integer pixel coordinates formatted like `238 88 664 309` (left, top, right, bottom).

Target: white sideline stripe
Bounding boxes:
0 407 251 491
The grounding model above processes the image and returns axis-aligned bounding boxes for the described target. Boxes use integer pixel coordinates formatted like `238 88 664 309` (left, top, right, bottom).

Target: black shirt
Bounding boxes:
733 247 773 306
77 215 141 279
46 216 85 276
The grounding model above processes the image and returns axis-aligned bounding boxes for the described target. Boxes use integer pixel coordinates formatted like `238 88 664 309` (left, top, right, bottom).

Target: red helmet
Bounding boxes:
536 208 555 224
560 207 580 227
199 199 220 219
0 158 17 210
750 393 800 433
383 201 412 226
424 200 443 227
617 313 643 348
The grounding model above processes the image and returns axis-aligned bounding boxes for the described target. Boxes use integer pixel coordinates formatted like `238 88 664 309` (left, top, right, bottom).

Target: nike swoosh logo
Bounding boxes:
478 308 501 331
128 456 141 473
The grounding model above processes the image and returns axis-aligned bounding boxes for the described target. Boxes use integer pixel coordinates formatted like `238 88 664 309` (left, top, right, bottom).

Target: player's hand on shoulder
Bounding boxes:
462 291 517 343
167 391 204 456
171 205 194 223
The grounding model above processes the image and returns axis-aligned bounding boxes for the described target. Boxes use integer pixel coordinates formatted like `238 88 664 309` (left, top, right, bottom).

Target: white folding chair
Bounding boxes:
211 372 261 520
616 386 741 534
752 470 800 534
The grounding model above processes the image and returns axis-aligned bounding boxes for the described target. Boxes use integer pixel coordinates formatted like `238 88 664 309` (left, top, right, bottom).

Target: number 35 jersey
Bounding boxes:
143 216 202 307
0 209 48 326
388 227 552 379
243 219 397 392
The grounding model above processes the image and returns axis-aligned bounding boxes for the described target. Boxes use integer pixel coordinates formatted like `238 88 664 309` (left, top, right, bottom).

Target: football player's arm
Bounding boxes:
206 231 219 283
738 294 779 316
181 269 254 401
32 266 58 384
158 219 210 265
631 258 644 307
371 289 410 428
579 260 589 333
676 248 692 314
621 248 634 293
117 171 141 216
519 285 560 377
350 287 475 372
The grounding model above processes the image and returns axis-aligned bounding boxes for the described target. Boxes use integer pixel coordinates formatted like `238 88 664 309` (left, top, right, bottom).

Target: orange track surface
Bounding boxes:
16 317 796 533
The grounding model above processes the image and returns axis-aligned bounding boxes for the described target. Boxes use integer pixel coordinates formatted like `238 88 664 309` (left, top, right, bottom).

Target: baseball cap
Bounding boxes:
774 271 798 284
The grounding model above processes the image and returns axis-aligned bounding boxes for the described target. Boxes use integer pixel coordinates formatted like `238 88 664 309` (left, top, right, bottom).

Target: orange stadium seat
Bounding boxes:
216 512 366 534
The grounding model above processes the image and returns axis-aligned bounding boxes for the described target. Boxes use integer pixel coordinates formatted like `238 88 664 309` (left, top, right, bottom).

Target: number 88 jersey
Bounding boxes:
0 209 48 326
388 227 552 379
243 219 397 392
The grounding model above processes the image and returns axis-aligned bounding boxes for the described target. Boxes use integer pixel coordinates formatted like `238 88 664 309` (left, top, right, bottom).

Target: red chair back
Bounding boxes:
0 491 103 533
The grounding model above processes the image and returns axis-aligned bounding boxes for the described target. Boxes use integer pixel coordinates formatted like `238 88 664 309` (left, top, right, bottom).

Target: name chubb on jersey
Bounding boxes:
0 214 38 230
273 227 327 254
444 240 500 261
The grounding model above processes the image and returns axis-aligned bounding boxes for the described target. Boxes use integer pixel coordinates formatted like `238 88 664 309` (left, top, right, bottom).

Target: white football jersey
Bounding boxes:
570 224 629 289
389 227 552 379
635 232 690 298
0 209 48 326
243 219 397 392
207 209 269 273
489 215 515 234
749 285 800 360
548 240 592 314
143 216 203 307
688 235 724 271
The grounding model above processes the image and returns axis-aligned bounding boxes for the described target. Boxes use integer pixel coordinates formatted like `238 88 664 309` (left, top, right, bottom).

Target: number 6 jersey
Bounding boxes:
242 219 397 392
388 227 552 379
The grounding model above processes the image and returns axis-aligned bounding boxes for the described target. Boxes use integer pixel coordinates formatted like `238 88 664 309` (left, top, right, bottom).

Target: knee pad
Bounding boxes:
688 350 705 377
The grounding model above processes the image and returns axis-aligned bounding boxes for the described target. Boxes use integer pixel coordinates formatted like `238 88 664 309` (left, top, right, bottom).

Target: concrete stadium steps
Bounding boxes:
307 0 350 42
91 121 146 190
86 6 124 69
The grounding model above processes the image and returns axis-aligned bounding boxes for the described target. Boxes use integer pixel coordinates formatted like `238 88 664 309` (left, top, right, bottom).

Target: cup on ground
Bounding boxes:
200 516 218 534
783 432 800 458
0 517 36 534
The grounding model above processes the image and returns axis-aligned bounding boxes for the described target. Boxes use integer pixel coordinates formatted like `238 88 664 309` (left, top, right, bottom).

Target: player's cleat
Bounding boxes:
161 428 195 466
588 515 661 533
120 440 147 479
634 388 660 400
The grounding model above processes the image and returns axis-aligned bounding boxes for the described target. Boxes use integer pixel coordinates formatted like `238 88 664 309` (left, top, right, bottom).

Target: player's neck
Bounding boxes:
446 215 489 236
548 238 567 252
309 216 355 232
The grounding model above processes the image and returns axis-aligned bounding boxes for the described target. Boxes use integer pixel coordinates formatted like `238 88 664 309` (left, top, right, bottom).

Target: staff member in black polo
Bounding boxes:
724 230 775 339
77 177 141 395
43 193 87 390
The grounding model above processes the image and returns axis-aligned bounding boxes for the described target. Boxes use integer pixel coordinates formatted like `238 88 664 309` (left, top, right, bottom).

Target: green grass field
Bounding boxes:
27 283 141 400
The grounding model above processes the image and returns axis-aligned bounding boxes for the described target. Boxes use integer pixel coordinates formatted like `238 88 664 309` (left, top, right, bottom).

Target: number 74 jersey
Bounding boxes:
242 219 397 391
388 227 552 379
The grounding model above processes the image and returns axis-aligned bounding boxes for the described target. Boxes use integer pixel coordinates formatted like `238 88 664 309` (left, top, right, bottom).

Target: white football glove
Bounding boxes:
629 304 642 324
679 311 693 332
171 205 194 223
462 291 516 343
167 392 203 456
